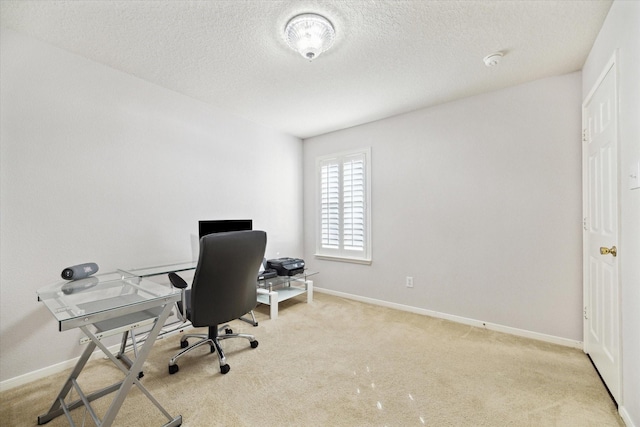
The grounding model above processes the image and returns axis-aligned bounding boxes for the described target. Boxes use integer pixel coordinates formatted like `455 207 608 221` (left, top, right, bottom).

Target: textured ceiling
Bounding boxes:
1 0 613 139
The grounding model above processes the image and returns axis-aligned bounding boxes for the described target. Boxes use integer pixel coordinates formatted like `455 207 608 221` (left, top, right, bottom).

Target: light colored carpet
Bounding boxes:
0 292 624 426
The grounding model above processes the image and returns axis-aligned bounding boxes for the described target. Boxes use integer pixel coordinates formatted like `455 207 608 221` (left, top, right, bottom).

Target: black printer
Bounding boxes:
267 257 305 276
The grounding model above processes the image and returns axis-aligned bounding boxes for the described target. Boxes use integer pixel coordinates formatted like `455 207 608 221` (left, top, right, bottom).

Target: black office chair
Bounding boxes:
167 230 266 375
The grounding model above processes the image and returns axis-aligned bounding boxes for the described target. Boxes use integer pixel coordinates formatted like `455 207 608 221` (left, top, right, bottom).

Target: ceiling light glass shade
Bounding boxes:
285 13 335 61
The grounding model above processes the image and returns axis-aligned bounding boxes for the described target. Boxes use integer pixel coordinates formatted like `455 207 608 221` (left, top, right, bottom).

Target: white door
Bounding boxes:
583 55 621 404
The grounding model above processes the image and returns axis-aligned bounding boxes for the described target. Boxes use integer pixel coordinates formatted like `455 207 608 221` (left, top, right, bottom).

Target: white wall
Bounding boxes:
303 72 583 341
582 1 640 425
0 29 303 384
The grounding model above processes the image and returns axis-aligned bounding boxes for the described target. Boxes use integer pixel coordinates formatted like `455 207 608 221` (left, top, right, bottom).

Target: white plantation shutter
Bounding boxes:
343 154 365 251
321 161 340 249
317 149 371 263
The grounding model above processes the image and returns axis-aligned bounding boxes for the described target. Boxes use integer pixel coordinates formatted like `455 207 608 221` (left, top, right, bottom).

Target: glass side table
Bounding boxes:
257 270 317 319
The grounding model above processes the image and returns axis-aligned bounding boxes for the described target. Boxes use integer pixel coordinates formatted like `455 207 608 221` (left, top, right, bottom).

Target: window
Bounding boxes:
316 148 371 263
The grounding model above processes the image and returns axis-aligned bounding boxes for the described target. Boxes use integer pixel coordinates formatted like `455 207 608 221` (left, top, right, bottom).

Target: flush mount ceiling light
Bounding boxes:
284 13 335 61
483 52 504 67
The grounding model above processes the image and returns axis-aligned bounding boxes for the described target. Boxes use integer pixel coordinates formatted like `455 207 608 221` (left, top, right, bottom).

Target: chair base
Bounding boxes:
168 324 258 375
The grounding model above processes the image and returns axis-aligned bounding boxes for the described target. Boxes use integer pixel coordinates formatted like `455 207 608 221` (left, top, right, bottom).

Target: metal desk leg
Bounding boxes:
37 339 98 424
116 329 144 379
239 310 258 327
38 303 182 427
93 303 180 426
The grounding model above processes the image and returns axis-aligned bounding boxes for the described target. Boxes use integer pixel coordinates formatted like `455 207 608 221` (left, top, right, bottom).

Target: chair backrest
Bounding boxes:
190 230 266 327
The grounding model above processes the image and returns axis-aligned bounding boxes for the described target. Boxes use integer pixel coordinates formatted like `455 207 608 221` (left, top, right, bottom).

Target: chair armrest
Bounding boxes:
168 272 188 289
168 272 188 321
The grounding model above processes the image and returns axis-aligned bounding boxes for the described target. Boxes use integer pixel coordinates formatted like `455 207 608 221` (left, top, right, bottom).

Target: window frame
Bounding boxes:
315 147 372 264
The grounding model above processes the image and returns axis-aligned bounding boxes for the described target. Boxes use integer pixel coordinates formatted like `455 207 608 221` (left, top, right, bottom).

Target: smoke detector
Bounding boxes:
483 52 504 67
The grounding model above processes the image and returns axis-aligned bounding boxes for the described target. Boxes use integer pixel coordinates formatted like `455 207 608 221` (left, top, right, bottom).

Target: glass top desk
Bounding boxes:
121 262 317 321
121 261 198 279
36 272 182 427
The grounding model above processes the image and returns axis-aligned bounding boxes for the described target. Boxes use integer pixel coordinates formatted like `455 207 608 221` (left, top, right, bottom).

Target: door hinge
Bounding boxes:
582 129 588 142
584 306 588 320
583 217 588 231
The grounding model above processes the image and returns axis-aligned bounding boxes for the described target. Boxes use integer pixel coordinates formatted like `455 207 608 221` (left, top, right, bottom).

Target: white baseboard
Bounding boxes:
619 406 636 427
314 287 584 349
0 343 119 393
0 324 191 393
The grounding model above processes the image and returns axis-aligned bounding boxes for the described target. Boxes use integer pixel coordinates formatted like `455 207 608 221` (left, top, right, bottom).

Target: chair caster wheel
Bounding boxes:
250 340 259 349
220 364 231 374
137 371 144 379
225 328 233 334
169 364 179 375
180 340 189 349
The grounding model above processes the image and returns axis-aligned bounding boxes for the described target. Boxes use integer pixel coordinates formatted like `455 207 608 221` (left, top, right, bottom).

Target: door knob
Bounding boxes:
600 246 617 257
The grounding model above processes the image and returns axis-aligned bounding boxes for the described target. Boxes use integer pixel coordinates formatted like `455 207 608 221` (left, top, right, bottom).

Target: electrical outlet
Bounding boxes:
630 160 640 190
406 276 414 288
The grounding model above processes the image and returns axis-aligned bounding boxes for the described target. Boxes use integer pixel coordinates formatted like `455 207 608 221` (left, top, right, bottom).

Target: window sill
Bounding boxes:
314 254 372 265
